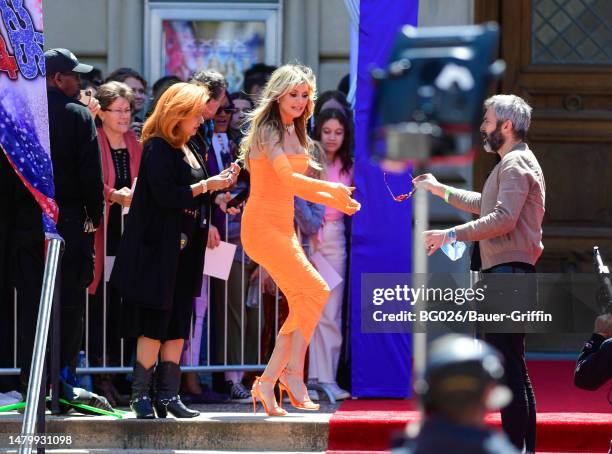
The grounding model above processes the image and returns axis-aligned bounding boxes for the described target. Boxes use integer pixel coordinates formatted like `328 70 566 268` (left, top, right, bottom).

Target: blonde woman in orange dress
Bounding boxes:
239 64 360 416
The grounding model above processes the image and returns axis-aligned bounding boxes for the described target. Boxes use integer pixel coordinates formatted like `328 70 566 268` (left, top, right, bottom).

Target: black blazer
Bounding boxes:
47 87 104 226
110 137 211 310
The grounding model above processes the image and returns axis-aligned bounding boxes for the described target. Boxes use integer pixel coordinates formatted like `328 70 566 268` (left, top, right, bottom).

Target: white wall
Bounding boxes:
42 0 143 76
42 0 349 90
283 0 351 92
418 0 474 26
41 0 474 90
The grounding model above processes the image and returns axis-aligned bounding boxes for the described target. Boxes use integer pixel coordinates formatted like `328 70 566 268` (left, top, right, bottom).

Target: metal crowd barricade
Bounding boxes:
1 213 280 379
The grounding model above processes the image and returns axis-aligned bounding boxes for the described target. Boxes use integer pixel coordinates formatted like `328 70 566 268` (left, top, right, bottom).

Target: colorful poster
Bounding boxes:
162 19 266 92
0 0 57 238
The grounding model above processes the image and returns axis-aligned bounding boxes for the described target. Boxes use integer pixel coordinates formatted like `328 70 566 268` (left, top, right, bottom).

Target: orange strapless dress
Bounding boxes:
241 154 330 342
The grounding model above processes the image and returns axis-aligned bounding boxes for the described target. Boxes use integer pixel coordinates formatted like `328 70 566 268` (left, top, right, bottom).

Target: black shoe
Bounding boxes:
154 362 199 418
226 380 252 404
155 395 199 418
131 395 155 419
130 362 155 419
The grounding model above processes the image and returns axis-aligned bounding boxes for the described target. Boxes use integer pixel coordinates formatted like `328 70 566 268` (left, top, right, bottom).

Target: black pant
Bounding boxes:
89 203 134 368
57 218 94 371
484 333 536 452
89 285 134 368
483 262 537 453
14 237 45 396
17 218 93 396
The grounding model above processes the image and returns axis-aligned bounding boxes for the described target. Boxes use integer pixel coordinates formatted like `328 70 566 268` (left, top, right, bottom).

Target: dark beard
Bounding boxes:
482 123 505 152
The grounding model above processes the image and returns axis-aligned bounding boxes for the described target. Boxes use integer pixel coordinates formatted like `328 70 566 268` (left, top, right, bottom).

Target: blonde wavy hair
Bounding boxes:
141 82 209 148
239 64 316 169
307 141 327 180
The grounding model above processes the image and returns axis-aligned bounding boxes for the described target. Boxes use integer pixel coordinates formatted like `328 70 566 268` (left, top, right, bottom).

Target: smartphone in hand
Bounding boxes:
227 188 249 208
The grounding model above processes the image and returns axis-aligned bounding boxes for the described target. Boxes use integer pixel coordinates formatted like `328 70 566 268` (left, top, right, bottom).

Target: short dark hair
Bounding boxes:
313 107 354 175
146 75 183 121
314 90 353 126
105 67 148 89
229 91 253 108
81 67 103 86
152 75 182 100
337 74 350 96
189 70 227 101
243 63 276 97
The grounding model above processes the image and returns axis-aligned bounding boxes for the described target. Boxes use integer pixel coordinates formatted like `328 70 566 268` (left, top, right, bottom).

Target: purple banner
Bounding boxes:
0 0 57 238
350 0 419 398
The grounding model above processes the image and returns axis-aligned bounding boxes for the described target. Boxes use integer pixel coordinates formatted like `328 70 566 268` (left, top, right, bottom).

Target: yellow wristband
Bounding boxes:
444 187 453 203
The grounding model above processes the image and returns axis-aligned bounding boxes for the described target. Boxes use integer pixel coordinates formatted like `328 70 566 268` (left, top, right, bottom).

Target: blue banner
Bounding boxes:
0 0 57 238
350 0 419 398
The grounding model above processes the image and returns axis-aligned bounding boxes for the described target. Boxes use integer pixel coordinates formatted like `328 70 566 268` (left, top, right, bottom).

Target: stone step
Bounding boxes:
0 403 336 452
1 451 325 454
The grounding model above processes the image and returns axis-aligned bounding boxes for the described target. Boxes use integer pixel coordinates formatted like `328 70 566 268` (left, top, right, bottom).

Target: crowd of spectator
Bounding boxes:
0 48 356 411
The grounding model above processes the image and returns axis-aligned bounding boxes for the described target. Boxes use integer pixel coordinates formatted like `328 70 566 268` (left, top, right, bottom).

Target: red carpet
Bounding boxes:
328 361 612 453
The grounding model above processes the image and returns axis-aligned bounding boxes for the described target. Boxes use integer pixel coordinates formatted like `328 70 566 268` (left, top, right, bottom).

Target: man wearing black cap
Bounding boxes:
392 335 520 454
42 48 104 393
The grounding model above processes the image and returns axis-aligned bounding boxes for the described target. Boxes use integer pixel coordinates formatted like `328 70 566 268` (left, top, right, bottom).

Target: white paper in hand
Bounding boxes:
122 177 138 216
104 256 115 282
310 251 343 290
204 241 237 280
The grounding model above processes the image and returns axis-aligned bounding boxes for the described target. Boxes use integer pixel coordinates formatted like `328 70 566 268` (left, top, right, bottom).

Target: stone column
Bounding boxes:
418 0 474 26
282 0 319 72
107 0 144 74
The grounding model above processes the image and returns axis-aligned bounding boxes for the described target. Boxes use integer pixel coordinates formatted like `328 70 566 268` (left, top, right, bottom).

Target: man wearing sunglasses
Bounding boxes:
413 94 545 454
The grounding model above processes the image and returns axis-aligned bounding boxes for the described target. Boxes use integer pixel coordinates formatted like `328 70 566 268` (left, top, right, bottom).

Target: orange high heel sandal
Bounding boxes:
278 369 320 411
251 376 287 417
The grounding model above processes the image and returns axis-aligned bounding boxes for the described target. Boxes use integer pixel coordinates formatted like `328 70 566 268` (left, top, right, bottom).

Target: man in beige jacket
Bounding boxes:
413 94 545 454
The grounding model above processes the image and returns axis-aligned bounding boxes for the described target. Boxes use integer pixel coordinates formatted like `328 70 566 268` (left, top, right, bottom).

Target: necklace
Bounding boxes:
283 122 295 134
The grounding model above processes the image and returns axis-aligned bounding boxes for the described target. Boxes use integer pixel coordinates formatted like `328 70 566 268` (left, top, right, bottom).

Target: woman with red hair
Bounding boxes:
110 82 238 419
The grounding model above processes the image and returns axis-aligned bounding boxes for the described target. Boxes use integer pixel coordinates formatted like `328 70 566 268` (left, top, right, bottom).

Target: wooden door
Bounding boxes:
476 0 612 273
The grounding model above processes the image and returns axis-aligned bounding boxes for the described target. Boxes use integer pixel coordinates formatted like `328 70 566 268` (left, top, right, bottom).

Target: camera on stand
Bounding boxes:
370 23 505 165
367 24 507 375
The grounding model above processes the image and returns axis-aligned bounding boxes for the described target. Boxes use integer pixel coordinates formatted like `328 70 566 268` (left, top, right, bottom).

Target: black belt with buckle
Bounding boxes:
183 208 199 218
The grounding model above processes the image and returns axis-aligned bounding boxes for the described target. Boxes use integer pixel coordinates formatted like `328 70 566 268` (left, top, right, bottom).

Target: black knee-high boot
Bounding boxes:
154 361 199 418
130 362 155 419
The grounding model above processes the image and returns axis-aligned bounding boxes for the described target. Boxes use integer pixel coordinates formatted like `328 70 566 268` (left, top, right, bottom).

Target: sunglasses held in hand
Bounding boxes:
383 173 416 202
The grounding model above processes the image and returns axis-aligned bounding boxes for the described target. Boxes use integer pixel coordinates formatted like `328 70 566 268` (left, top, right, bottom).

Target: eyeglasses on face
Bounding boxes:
383 172 416 202
104 108 132 115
